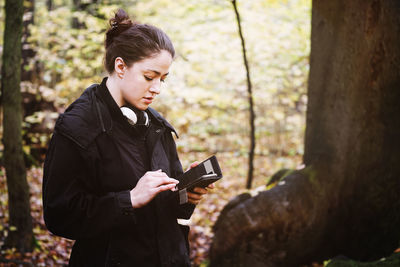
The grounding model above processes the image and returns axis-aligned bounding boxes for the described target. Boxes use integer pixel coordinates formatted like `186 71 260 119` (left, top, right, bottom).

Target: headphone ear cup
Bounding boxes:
143 111 149 126
120 106 138 125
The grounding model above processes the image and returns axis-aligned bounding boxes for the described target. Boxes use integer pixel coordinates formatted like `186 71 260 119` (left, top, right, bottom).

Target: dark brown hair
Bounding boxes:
104 9 175 73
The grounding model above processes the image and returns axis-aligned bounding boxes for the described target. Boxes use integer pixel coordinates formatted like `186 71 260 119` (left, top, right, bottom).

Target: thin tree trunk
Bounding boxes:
231 0 256 189
46 0 52 11
211 0 400 266
71 0 100 28
21 0 36 82
1 0 33 252
71 0 82 29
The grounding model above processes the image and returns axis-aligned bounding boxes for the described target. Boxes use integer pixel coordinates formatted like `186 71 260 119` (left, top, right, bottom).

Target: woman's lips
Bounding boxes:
143 97 153 104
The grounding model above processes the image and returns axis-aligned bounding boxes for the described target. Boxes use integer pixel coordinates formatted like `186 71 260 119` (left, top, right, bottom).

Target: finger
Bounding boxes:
150 171 169 177
190 161 199 168
160 177 179 185
147 176 178 188
188 192 203 201
151 177 179 188
143 171 166 179
192 187 207 194
156 183 177 193
186 161 199 172
207 183 215 189
188 199 200 205
188 194 202 204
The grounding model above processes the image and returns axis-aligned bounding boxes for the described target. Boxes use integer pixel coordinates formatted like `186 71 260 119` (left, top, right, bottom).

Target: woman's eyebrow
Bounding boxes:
145 69 169 76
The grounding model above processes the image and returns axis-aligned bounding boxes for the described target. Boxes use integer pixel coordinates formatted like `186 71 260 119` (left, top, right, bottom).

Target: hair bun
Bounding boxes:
105 9 135 48
110 9 133 28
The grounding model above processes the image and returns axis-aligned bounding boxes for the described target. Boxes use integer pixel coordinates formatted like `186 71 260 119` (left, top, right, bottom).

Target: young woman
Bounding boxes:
43 9 212 266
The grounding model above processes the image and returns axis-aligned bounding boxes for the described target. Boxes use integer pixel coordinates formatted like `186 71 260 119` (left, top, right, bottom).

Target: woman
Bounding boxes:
43 9 212 266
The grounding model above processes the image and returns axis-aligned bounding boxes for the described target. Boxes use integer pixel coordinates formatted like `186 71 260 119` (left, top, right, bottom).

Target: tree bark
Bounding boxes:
1 0 34 252
71 0 100 28
231 0 256 189
71 0 84 29
210 0 400 266
21 0 36 82
46 0 52 11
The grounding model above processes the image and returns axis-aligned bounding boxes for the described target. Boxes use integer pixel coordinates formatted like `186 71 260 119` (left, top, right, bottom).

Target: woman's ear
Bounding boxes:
114 57 125 79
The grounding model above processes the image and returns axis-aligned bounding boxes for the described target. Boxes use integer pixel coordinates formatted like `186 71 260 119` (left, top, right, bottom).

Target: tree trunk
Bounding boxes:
46 0 52 11
71 0 84 29
1 0 34 252
231 0 256 189
210 0 400 266
71 0 100 28
21 0 36 82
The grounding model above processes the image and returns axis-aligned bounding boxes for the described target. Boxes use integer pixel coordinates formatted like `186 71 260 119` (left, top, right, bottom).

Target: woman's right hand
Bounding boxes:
130 170 179 208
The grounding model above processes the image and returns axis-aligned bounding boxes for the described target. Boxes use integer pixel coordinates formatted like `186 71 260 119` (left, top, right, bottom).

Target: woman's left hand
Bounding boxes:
185 161 215 205
188 183 215 205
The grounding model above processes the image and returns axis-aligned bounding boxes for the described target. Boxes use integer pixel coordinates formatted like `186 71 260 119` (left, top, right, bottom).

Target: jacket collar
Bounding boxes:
96 77 130 127
56 78 179 150
96 77 178 138
55 84 102 149
147 107 179 138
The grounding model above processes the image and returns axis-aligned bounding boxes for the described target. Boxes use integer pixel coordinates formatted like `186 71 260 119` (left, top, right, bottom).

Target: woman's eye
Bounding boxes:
145 75 166 83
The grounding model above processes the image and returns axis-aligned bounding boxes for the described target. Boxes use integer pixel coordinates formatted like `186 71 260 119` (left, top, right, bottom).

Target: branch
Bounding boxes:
230 0 256 189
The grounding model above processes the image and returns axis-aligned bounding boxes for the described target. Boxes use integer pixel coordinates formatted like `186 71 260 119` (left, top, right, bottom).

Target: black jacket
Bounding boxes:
43 79 195 266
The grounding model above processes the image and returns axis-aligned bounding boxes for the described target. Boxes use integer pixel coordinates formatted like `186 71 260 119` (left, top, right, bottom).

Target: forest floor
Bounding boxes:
0 153 311 267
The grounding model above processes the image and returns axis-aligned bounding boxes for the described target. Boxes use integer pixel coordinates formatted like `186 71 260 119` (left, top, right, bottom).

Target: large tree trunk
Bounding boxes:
1 0 34 252
210 0 400 266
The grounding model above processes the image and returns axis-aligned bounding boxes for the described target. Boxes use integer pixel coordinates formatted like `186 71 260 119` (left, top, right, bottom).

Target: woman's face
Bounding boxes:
119 50 173 110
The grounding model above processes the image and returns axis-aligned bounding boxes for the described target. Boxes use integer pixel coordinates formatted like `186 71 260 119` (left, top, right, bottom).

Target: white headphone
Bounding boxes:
120 106 149 126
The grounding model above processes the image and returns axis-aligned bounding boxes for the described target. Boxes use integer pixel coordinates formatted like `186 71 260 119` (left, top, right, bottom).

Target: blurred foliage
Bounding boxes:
0 0 311 265
0 0 310 167
131 0 310 160
2 1 399 266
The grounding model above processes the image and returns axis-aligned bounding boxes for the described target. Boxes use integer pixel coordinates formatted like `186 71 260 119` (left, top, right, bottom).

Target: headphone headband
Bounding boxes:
120 106 149 127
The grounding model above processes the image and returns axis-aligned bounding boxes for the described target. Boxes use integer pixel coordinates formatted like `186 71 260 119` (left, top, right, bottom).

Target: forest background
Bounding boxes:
0 0 310 266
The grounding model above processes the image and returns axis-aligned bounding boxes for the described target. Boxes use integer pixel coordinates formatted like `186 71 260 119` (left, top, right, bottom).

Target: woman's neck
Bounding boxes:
106 74 124 107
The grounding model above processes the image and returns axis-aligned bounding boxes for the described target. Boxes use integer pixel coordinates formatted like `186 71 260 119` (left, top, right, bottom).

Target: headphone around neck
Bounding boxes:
120 106 150 127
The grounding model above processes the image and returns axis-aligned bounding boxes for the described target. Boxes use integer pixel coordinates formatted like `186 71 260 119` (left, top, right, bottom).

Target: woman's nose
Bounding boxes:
150 80 161 94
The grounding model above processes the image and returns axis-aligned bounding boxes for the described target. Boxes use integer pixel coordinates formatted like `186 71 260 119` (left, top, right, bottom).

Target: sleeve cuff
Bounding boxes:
115 190 137 223
179 188 188 204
